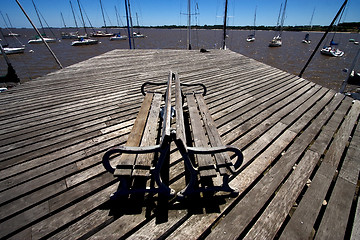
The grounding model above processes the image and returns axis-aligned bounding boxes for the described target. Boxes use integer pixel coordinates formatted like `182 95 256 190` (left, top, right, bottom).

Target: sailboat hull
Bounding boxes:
320 47 344 57
71 39 98 46
28 38 56 44
3 47 25 55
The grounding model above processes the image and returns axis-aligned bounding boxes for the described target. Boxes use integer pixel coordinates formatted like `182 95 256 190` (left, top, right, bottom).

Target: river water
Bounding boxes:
1 28 359 92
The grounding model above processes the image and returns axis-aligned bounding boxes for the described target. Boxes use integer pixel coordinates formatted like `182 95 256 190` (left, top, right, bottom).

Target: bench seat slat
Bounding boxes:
195 94 235 175
186 94 217 177
114 93 154 176
132 93 162 177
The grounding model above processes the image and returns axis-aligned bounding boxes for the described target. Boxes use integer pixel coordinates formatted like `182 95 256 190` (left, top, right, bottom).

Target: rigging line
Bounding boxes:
32 0 45 36
99 0 107 31
15 0 63 69
298 0 348 78
61 12 67 28
69 0 79 30
38 9 57 38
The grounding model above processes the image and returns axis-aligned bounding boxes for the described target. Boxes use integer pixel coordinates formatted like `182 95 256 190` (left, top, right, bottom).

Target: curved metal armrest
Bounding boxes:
102 145 161 174
180 83 207 96
141 81 168 95
187 145 243 170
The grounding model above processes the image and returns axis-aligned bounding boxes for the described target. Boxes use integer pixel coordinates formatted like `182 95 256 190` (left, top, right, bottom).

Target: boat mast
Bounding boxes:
32 0 45 36
61 12 67 28
253 6 257 36
136 12 141 34
222 0 228 50
77 0 88 35
99 0 108 33
279 0 287 37
124 0 132 49
127 0 135 48
187 0 191 50
69 0 79 30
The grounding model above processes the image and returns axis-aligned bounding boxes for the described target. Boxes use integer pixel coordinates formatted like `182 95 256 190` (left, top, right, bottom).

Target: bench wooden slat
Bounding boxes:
114 93 154 176
186 94 217 177
195 94 234 175
132 93 162 177
174 73 186 144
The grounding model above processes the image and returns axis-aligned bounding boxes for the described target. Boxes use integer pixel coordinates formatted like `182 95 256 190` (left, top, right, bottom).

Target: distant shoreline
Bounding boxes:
7 22 360 33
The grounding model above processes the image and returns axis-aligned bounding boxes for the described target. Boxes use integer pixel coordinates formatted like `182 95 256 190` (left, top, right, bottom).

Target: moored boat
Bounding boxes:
320 46 344 57
269 35 282 47
71 38 98 46
110 34 127 41
3 47 25 55
28 37 56 44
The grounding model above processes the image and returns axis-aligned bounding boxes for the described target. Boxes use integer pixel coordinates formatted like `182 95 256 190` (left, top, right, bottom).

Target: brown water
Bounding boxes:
1 28 359 91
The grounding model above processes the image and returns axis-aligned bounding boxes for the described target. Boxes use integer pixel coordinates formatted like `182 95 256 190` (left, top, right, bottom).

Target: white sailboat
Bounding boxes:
3 47 25 55
91 0 114 37
28 0 56 44
246 7 257 42
302 8 315 44
72 0 98 46
269 0 287 47
320 6 345 57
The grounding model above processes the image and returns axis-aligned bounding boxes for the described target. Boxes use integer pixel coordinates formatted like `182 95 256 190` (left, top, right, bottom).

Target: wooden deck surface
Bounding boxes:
0 49 359 239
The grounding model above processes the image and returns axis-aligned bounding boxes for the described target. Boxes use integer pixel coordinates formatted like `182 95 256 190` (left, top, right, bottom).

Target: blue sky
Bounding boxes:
1 0 359 28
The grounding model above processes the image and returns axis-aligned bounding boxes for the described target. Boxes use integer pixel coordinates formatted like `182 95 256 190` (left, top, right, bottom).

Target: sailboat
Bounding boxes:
110 5 127 41
246 7 257 42
71 0 98 46
91 0 114 37
28 0 56 44
269 0 287 47
0 28 25 55
61 1 80 39
302 8 315 44
320 4 345 57
0 13 21 37
132 13 145 38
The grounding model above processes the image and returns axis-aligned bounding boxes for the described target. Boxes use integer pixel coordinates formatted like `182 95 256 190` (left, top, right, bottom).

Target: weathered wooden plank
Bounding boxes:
186 94 217 177
244 150 320 239
279 98 359 240
114 93 154 176
132 93 162 176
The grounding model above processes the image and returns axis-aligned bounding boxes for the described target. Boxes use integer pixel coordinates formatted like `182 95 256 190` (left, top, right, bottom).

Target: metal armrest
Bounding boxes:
141 81 168 95
187 145 243 171
102 145 161 174
180 82 207 96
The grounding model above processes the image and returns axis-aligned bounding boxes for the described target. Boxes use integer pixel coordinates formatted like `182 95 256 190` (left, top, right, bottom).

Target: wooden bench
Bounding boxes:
173 72 244 198
102 72 175 198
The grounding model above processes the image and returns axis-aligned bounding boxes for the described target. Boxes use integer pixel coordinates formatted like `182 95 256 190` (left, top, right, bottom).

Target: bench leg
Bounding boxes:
176 154 199 199
220 175 239 197
151 145 176 198
110 176 131 199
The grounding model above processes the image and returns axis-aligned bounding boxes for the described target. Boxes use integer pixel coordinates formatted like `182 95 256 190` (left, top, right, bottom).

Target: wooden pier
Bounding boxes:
0 49 359 239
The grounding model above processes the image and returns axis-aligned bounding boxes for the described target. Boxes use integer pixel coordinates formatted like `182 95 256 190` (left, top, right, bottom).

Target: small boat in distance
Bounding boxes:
28 36 56 44
302 33 311 44
3 47 25 55
71 37 98 46
269 0 287 47
246 34 255 42
269 35 282 47
110 34 127 41
246 6 257 42
302 8 315 44
91 31 114 37
320 46 344 57
72 0 99 46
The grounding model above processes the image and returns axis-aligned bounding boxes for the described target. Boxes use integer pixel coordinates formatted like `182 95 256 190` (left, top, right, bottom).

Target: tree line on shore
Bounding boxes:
105 22 359 32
